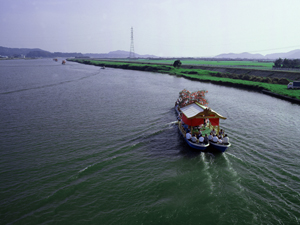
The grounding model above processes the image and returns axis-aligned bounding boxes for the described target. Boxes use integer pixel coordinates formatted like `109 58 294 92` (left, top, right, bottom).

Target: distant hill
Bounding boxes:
215 52 265 59
0 46 43 57
214 49 300 59
0 46 158 59
26 50 84 58
84 50 158 58
264 49 300 59
0 46 84 58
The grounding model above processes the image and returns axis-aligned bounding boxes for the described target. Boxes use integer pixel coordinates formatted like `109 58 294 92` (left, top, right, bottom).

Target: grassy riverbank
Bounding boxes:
68 59 300 102
137 59 274 69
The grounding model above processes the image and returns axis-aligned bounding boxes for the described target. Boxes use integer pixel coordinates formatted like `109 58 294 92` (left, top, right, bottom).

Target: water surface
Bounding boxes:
1 59 300 225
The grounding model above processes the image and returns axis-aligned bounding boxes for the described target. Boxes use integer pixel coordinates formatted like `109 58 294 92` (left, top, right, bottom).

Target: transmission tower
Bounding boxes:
129 27 135 59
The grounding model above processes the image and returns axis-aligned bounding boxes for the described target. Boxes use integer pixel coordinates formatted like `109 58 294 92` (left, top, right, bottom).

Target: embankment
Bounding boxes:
86 59 300 81
68 59 300 104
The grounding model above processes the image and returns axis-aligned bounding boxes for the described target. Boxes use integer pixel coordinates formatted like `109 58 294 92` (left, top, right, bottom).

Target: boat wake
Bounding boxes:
0 71 101 95
166 121 179 125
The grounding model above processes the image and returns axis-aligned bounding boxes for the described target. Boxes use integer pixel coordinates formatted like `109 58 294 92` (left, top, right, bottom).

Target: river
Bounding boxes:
1 59 300 225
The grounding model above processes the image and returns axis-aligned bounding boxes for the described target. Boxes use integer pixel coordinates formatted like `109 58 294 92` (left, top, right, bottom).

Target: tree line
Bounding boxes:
274 58 300 68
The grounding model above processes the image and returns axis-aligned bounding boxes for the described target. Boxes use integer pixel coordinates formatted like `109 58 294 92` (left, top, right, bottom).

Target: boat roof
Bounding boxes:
180 102 227 120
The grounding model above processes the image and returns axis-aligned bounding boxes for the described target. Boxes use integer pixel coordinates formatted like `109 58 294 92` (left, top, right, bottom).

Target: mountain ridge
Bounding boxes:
1 46 300 59
0 46 158 58
214 49 300 59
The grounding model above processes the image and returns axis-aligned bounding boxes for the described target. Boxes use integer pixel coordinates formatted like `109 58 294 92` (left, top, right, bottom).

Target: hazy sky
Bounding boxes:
1 0 300 57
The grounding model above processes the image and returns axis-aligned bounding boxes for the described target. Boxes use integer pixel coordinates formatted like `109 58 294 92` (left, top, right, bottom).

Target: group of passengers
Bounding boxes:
208 129 230 145
186 131 209 145
185 127 230 145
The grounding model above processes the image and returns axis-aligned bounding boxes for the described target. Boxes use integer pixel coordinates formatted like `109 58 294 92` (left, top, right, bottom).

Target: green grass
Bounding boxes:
69 59 300 100
183 73 300 99
137 59 274 69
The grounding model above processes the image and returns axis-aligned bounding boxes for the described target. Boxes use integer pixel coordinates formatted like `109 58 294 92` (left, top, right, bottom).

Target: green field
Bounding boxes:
137 59 274 69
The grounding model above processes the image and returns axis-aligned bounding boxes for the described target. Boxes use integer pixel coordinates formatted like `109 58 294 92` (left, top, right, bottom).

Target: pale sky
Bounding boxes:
1 0 300 57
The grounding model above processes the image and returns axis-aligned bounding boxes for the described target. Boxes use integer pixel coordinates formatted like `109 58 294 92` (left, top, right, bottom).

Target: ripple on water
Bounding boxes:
1 59 300 224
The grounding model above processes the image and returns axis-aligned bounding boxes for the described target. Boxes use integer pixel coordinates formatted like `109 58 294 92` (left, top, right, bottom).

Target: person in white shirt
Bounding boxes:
223 134 229 145
186 132 192 140
212 134 218 143
208 132 213 141
198 134 204 144
191 134 198 143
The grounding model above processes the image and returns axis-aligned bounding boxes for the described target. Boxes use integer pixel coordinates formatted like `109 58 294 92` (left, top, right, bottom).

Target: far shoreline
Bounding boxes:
67 58 300 105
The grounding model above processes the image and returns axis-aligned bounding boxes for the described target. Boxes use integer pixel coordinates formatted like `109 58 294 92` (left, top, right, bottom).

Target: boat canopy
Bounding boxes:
180 102 226 126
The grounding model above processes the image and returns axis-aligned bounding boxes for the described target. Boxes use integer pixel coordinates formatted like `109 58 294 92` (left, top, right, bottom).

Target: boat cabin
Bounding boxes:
178 102 226 135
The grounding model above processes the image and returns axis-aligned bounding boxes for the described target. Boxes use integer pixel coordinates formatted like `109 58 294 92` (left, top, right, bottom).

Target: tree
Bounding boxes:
282 58 291 68
274 58 282 68
291 59 300 68
173 60 182 68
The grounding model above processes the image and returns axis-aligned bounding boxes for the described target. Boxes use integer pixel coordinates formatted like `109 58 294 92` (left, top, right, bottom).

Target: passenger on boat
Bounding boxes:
191 134 198 143
186 132 192 140
204 134 209 144
208 132 213 141
223 134 229 145
198 134 204 144
219 129 224 136
183 123 189 132
218 134 223 140
212 129 216 135
212 134 219 143
197 130 202 138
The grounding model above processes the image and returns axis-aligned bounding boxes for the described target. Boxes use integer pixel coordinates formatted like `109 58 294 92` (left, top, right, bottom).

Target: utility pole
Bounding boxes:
129 27 135 59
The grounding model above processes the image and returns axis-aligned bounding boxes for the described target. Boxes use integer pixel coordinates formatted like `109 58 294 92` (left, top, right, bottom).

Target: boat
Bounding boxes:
175 101 231 153
209 141 231 153
177 125 210 150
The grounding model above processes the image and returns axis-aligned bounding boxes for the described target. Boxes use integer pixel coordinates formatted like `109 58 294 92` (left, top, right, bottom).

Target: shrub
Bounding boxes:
229 74 239 79
278 78 290 85
262 77 272 83
253 77 263 82
237 74 244 79
157 65 170 71
211 72 222 77
187 71 198 74
242 74 251 80
83 60 91 64
272 77 279 84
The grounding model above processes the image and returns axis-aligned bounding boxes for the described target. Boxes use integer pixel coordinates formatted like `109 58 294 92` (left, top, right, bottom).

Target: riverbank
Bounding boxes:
87 59 300 80
68 59 300 104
